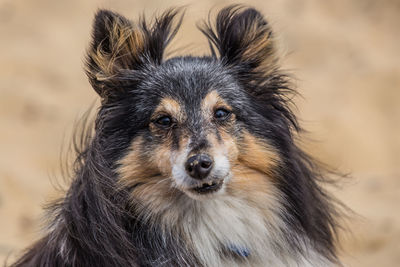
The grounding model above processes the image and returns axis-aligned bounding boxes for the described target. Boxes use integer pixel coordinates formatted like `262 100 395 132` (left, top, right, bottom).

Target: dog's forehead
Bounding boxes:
152 57 238 102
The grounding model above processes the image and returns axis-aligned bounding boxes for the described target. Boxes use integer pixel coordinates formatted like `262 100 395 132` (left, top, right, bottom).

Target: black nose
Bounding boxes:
185 154 213 180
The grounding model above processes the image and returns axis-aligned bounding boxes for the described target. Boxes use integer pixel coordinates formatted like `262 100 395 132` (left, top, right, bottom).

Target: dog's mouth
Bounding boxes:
190 180 224 194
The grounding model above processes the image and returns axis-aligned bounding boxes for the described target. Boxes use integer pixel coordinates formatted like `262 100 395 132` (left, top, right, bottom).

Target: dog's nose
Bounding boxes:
185 154 213 180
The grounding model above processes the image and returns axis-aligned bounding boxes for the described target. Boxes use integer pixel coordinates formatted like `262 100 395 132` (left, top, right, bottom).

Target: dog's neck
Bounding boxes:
140 193 332 267
180 195 279 266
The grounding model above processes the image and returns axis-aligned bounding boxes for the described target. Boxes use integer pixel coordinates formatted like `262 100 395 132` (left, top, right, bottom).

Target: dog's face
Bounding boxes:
116 59 280 200
135 67 239 198
86 8 290 201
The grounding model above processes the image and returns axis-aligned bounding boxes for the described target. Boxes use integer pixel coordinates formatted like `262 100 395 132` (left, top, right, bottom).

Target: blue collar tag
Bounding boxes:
227 244 251 258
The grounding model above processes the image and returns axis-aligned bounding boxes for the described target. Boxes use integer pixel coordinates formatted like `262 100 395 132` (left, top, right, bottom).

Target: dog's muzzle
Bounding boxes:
184 154 224 194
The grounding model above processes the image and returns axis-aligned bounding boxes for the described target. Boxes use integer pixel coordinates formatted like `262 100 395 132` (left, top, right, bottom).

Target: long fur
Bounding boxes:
11 5 342 267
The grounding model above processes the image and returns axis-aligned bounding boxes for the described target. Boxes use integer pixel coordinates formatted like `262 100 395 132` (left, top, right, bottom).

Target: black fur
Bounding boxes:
11 6 341 266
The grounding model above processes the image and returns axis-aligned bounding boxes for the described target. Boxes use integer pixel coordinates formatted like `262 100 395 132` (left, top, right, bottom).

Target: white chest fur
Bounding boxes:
178 196 332 267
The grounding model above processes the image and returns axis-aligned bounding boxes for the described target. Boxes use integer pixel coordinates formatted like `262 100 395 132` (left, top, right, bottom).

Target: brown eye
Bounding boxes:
155 116 172 127
214 108 231 120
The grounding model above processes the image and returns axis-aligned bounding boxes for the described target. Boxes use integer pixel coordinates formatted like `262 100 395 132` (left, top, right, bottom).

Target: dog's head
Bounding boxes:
85 7 293 201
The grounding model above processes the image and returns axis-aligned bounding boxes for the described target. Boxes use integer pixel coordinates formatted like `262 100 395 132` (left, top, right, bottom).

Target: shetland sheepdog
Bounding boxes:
12 6 341 267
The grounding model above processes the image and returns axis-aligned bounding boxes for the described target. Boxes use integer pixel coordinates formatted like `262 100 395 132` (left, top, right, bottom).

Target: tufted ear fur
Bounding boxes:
200 6 277 76
85 9 182 99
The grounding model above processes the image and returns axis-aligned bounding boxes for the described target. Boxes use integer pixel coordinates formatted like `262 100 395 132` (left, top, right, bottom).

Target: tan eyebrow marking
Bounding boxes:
152 97 185 122
201 90 232 116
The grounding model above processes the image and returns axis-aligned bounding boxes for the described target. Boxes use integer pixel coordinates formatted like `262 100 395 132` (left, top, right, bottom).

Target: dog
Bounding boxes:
12 6 341 267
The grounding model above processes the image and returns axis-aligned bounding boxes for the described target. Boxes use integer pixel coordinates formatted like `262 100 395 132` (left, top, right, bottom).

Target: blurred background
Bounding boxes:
0 0 399 266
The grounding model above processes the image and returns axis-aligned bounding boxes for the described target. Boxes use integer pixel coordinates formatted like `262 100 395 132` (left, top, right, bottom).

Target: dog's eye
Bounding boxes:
155 116 172 127
214 108 231 120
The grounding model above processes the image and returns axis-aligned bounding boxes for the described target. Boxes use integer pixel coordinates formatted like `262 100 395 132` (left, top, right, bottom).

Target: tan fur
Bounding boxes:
118 135 177 226
119 97 187 192
88 16 145 81
118 137 159 187
201 91 237 158
241 19 277 73
201 90 232 117
151 97 186 123
237 130 279 176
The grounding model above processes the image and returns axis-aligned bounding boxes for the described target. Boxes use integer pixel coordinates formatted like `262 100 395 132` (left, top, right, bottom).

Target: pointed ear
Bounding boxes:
85 9 182 99
200 6 277 75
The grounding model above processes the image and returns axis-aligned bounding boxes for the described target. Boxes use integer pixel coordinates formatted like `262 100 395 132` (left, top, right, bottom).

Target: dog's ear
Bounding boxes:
85 9 182 100
200 6 277 76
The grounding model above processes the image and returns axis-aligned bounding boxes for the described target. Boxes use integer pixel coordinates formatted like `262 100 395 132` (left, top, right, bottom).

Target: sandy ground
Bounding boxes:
0 0 399 266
